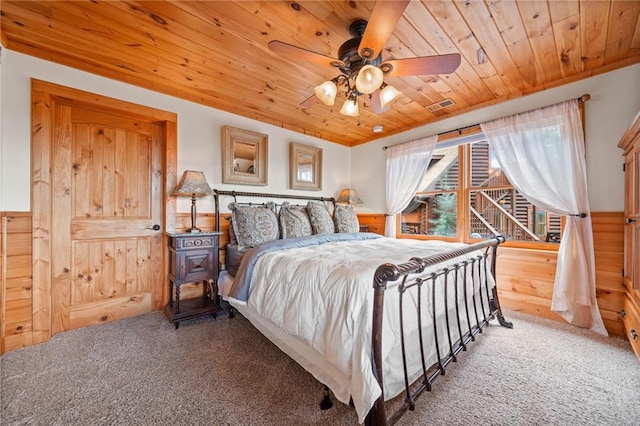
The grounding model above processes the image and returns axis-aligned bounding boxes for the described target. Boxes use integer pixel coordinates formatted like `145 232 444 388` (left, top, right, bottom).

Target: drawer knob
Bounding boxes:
632 330 638 340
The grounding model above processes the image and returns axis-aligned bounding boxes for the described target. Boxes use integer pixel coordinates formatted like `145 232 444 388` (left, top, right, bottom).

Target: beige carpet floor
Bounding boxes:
1 309 639 425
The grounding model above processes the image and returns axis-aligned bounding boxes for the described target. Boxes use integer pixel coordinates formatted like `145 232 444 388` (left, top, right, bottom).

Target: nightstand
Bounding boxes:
163 232 223 329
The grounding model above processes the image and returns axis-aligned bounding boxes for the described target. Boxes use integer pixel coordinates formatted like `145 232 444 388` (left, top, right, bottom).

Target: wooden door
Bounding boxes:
32 80 178 339
50 105 163 333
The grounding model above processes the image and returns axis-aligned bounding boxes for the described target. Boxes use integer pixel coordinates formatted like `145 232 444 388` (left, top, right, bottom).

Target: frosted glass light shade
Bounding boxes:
314 80 338 105
355 65 384 94
340 98 359 117
379 85 402 108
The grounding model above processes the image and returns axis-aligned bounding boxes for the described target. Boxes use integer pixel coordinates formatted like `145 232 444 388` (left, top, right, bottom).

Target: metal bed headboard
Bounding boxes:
212 189 336 232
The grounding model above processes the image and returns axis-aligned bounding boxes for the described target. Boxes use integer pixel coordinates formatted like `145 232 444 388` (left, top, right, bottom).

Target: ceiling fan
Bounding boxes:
268 0 461 116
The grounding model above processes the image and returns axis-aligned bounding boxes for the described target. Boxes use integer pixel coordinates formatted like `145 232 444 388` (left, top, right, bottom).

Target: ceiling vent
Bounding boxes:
427 98 455 112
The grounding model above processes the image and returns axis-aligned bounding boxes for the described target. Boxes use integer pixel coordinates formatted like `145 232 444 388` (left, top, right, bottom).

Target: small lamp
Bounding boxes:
172 170 213 233
336 188 363 205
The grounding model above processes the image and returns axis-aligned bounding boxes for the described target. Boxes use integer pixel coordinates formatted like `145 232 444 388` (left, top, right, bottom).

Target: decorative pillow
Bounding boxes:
279 202 312 239
333 203 359 233
307 200 335 234
228 201 279 249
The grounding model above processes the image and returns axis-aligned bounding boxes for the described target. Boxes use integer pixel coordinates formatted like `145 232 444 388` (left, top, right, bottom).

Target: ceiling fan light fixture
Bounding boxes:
269 2 453 119
379 84 402 108
340 97 360 117
355 64 384 94
314 80 338 105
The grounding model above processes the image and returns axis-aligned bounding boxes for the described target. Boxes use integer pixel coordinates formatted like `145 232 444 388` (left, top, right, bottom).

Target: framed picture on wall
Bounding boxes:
221 126 268 186
289 142 322 191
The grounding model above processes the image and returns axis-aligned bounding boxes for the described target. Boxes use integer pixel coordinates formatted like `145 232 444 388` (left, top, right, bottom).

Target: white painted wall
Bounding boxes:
0 46 4 211
1 49 638 215
0 50 351 213
351 63 640 213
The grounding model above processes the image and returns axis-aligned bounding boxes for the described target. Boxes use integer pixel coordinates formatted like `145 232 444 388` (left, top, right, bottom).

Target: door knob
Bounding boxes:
626 218 637 224
146 224 161 231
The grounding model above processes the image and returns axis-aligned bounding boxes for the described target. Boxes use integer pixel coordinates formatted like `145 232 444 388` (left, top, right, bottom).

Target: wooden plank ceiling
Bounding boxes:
1 1 639 147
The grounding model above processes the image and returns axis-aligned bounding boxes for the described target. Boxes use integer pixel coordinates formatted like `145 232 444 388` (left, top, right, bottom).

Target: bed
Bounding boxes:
213 189 511 425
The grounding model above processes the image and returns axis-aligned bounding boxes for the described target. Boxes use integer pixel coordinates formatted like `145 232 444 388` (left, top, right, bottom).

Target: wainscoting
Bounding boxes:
1 212 33 353
0 210 625 354
176 211 624 336
496 212 625 336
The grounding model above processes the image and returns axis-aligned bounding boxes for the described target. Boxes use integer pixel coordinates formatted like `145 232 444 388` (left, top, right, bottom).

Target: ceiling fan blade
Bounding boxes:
299 94 318 109
268 40 344 68
358 0 410 60
381 53 461 76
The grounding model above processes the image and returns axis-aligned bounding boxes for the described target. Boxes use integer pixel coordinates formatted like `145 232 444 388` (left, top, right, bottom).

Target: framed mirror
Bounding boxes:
222 126 268 186
289 142 322 191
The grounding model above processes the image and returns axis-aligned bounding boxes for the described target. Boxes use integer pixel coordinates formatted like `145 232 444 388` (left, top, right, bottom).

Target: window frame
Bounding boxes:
396 127 564 251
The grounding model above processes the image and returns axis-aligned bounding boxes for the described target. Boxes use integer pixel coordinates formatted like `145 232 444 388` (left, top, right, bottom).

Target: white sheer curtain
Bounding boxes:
385 135 438 237
480 99 607 336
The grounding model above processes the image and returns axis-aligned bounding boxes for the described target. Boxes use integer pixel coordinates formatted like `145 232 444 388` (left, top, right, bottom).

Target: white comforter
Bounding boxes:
229 236 492 423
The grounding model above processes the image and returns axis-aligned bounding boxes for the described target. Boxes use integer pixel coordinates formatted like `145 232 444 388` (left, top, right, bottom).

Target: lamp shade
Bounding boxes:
172 170 213 197
379 84 402 109
172 170 212 233
355 64 384 94
314 80 338 106
340 98 360 117
336 188 363 205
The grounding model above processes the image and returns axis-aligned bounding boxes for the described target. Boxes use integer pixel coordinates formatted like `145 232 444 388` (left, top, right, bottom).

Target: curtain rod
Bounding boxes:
382 93 590 150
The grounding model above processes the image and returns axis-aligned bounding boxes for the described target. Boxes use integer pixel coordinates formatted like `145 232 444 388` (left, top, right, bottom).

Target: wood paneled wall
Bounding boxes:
1 212 33 354
0 210 624 353
496 212 625 336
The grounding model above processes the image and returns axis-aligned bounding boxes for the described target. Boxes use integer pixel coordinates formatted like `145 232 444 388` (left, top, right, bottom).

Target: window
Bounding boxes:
400 136 562 244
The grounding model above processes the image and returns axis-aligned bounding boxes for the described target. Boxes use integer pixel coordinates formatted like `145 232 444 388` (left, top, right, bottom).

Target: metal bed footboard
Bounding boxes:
366 235 511 426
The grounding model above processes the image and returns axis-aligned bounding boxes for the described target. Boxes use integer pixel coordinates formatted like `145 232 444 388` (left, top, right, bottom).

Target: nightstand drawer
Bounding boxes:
170 234 217 250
